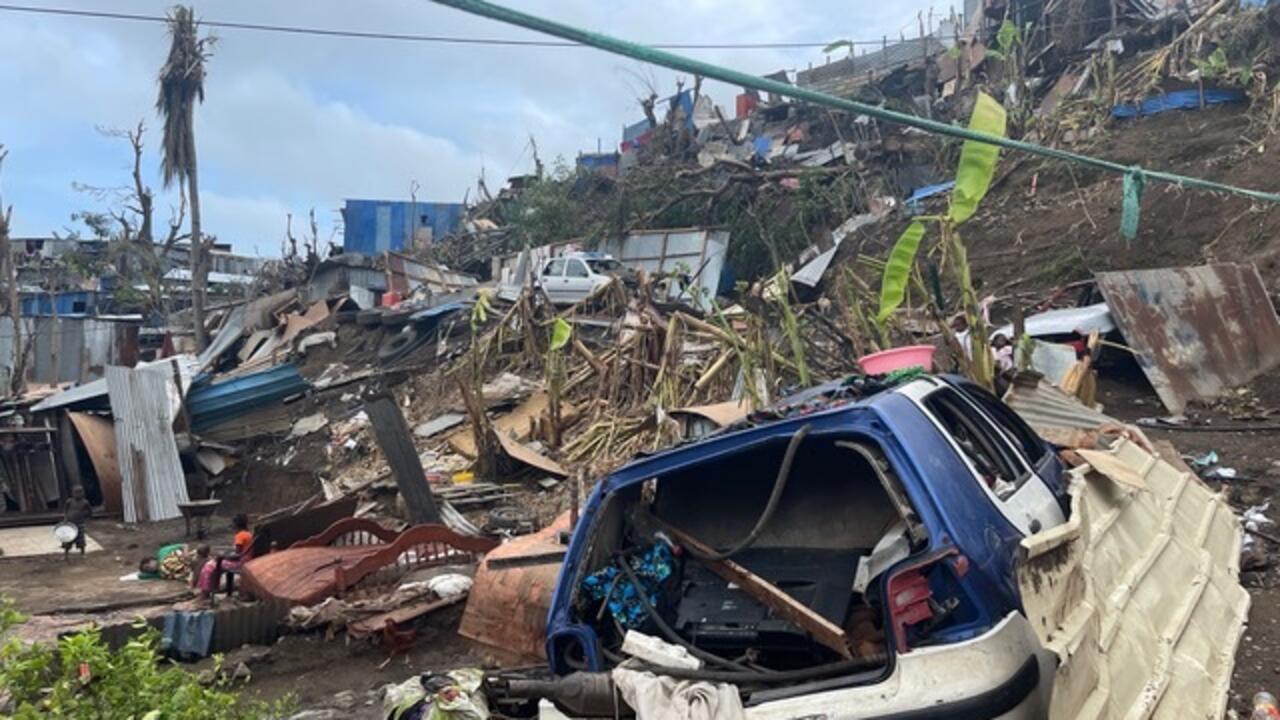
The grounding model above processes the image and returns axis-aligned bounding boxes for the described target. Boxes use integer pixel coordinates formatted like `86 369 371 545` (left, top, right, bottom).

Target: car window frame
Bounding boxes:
952 381 1049 467
565 258 591 279
922 389 1027 492
544 259 567 277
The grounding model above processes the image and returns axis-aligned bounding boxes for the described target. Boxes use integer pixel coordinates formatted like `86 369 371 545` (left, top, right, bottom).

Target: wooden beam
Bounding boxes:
660 522 853 659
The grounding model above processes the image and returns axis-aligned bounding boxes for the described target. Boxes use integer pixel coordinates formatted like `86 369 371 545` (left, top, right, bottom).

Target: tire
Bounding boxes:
377 326 429 364
334 310 358 325
356 309 384 328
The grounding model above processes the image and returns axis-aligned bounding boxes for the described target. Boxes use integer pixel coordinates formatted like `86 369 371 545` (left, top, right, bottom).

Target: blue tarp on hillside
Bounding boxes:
1112 89 1246 119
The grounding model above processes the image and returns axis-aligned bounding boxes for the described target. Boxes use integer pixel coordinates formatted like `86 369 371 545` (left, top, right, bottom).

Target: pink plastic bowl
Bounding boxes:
858 345 936 375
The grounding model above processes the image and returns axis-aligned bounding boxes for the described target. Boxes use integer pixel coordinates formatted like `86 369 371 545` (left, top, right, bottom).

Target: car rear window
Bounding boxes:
587 259 624 274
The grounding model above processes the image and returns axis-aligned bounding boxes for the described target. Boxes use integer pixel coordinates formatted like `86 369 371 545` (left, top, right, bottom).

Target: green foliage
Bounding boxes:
876 92 1006 326
949 93 1007 225
0 597 288 719
1192 47 1254 86
470 291 491 333
823 39 854 56
548 317 572 352
875 221 927 325
985 19 1025 62
507 161 593 247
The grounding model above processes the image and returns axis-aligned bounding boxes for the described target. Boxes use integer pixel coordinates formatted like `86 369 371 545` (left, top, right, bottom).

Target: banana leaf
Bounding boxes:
875 220 927 325
948 92 1007 225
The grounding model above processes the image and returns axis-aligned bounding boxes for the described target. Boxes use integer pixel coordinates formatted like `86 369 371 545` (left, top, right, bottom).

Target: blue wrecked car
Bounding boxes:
537 374 1069 717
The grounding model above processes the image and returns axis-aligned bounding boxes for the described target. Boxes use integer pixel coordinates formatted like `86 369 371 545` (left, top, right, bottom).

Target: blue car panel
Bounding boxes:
545 376 1062 674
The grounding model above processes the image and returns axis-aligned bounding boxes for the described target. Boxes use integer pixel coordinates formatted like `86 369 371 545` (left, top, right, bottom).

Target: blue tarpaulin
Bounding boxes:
162 610 214 658
905 181 956 205
1112 89 1247 119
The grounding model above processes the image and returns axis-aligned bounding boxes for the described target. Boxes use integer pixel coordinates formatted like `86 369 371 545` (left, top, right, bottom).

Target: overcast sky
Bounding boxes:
0 0 942 257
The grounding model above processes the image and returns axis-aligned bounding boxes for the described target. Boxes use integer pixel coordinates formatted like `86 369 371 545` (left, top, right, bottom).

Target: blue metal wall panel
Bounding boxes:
343 200 465 254
20 291 97 317
188 363 310 432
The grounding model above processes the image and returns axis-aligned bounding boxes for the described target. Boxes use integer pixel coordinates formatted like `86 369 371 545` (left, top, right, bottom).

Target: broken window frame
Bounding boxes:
901 379 1065 536
952 381 1049 467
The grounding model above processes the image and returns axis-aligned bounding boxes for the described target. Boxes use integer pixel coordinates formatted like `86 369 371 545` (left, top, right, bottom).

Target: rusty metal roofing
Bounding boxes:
1096 263 1280 414
105 364 189 522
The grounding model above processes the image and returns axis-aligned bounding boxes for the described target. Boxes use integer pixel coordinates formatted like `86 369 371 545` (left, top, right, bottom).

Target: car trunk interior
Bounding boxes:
567 431 927 679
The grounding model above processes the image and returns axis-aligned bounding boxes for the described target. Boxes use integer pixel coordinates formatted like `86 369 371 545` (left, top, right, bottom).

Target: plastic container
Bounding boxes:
1252 692 1280 720
858 345 936 375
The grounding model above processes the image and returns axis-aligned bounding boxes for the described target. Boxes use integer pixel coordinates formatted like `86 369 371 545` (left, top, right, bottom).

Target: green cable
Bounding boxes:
431 0 1280 206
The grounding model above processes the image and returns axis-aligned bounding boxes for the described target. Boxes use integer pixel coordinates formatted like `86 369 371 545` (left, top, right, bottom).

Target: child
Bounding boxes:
61 486 92 561
192 544 215 602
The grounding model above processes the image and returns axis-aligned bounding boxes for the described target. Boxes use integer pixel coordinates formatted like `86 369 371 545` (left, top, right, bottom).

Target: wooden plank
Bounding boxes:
660 523 853 659
347 594 468 639
67 412 122 515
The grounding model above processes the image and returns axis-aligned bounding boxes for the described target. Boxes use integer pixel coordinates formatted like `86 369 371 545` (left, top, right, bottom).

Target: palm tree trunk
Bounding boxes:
186 124 208 352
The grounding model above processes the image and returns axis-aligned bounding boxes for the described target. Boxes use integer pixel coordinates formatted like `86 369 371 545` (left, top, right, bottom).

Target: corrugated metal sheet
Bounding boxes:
31 355 198 414
187 363 309 432
797 36 946 89
1019 438 1249 720
342 199 465 254
600 227 731 310
0 317 139 388
1002 374 1119 432
1095 263 1280 414
106 364 189 522
19 290 98 317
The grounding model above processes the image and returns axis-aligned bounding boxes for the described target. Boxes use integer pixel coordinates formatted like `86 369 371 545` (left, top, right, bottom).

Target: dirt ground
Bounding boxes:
0 518 199 618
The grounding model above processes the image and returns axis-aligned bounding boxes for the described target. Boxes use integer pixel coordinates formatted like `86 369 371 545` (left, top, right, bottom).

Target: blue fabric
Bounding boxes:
753 135 773 160
162 610 215 658
905 180 956 205
581 543 675 629
1112 89 1246 119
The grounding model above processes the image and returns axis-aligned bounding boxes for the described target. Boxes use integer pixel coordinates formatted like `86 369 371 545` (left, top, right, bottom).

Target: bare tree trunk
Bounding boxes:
186 127 208 352
0 147 22 397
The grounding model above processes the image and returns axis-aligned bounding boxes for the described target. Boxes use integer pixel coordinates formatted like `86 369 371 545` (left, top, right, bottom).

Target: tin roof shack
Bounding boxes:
0 316 140 391
342 199 465 255
306 252 477 309
0 403 69 526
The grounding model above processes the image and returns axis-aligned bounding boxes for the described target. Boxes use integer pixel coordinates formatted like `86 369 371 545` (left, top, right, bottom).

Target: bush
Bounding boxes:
0 596 289 719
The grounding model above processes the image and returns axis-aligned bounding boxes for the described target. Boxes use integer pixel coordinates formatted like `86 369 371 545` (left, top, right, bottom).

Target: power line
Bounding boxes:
0 3 878 49
0 3 1150 51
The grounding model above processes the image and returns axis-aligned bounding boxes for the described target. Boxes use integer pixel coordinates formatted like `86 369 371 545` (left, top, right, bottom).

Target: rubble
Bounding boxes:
9 0 1280 717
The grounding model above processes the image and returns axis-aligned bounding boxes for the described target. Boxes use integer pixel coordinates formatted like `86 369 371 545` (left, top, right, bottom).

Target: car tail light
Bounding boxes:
885 548 968 653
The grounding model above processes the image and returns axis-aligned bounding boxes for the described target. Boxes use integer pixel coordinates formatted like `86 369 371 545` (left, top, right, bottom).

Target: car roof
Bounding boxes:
603 374 951 487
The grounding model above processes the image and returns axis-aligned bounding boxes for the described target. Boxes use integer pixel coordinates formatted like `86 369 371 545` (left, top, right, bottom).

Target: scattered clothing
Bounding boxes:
582 543 675 629
612 665 745 720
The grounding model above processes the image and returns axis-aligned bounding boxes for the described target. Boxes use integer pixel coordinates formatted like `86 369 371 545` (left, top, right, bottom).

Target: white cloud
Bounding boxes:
1 0 939 254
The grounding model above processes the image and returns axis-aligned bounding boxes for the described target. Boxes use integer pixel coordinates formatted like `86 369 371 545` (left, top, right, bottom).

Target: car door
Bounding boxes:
562 258 595 303
541 258 567 304
901 380 1065 536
